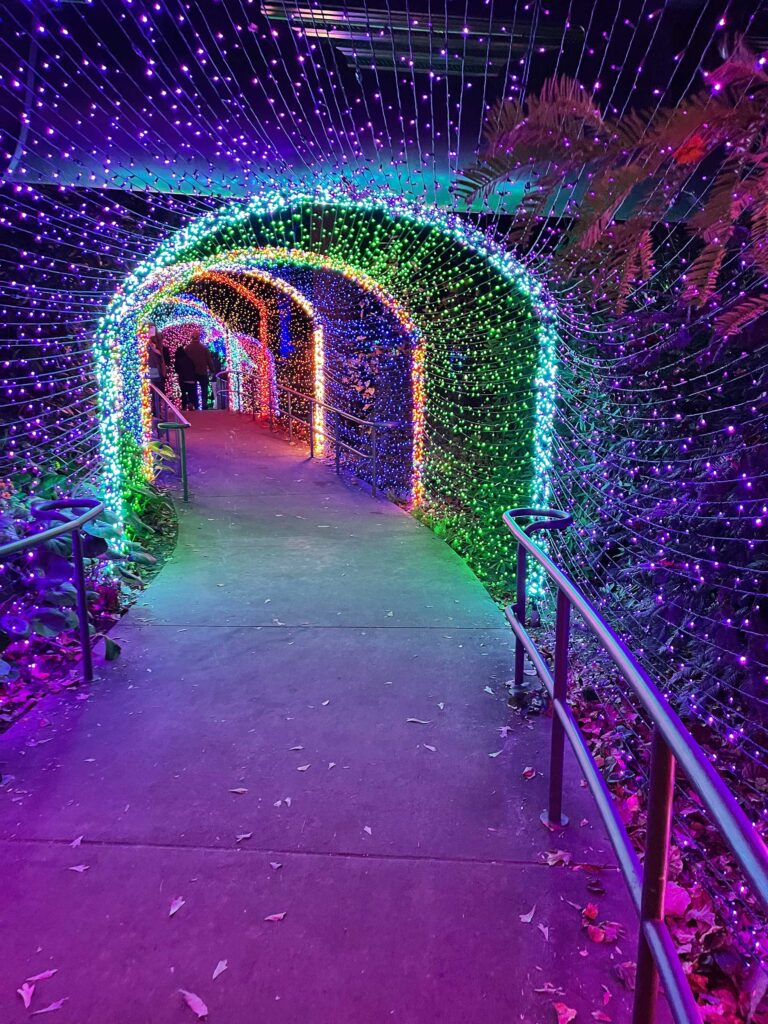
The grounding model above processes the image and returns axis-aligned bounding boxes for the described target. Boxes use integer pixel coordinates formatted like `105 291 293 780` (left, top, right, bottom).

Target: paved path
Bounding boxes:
0 412 636 1023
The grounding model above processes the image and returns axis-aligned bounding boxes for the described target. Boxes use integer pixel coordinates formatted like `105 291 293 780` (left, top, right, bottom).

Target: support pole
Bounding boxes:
632 728 675 1024
543 588 570 828
71 529 93 683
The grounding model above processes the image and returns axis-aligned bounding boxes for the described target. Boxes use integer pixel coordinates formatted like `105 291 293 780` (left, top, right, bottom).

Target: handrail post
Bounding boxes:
512 542 528 691
287 390 293 444
179 426 189 503
371 426 378 497
633 728 676 1024
70 527 93 683
543 588 570 828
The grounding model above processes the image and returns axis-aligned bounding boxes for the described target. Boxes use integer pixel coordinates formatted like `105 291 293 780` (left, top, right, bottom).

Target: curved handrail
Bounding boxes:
0 497 105 683
2 497 103 556
503 507 768 1024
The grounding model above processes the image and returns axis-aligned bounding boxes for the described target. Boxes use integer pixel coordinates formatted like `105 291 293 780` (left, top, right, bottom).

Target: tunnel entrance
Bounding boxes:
95 189 558 591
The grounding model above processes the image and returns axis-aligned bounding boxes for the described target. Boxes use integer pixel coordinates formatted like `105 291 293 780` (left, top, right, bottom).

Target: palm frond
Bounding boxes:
452 154 525 203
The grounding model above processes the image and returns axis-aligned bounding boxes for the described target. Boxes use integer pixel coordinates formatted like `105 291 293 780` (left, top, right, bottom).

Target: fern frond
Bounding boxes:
638 228 654 280
682 243 726 307
526 74 604 132
452 154 524 203
714 292 768 339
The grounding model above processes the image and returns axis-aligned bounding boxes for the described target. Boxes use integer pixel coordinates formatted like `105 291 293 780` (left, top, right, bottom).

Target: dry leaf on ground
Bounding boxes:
32 999 68 1016
17 983 35 1009
264 912 286 922
553 1003 577 1024
169 897 186 917
212 960 228 981
26 970 57 983
519 906 536 923
179 989 209 1019
544 849 573 867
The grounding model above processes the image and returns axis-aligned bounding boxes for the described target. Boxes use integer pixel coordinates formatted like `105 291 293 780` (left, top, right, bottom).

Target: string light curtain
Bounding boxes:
2 0 767 996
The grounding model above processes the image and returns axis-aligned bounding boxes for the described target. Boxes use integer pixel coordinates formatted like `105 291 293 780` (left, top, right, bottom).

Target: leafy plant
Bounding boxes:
0 468 168 728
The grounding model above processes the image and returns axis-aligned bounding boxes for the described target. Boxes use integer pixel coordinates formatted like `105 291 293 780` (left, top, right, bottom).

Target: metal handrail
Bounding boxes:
216 370 399 497
503 507 768 1024
0 497 104 683
149 382 190 502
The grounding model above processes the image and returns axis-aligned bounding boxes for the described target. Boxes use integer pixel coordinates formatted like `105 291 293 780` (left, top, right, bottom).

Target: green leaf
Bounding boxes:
30 608 77 637
103 636 121 661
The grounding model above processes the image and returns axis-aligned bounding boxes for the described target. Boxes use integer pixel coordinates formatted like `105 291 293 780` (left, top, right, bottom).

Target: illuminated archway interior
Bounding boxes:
97 192 560 590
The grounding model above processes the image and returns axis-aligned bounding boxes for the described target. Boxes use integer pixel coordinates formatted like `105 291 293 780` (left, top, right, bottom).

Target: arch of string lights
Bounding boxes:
2 0 768 981
95 190 559 592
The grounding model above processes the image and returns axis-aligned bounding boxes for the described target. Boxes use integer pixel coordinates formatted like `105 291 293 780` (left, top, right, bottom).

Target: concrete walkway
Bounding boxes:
0 412 636 1023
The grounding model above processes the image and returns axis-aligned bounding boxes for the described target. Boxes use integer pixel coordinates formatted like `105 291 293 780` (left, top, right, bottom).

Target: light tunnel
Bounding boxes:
95 189 560 589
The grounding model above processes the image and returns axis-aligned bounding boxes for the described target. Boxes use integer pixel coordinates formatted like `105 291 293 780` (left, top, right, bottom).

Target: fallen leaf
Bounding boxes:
614 961 636 992
264 912 286 922
582 903 599 921
363 825 372 835
437 702 445 710
26 970 57 983
212 959 228 981
229 787 247 795
236 833 252 843
328 762 336 769
169 897 186 917
553 1003 577 1024
488 750 503 758
321 699 330 706
592 1013 612 1022
423 744 437 752
70 836 83 848
587 923 605 943
68 864 89 873
32 999 68 1016
179 989 209 1019
407 718 431 725
534 982 564 995
664 881 691 918
289 745 304 751
522 766 537 779
544 849 573 867
520 905 536 923
17 983 35 1009
296 764 310 772
483 686 494 694
284 797 292 807
601 921 625 943
269 862 282 870
538 923 550 941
